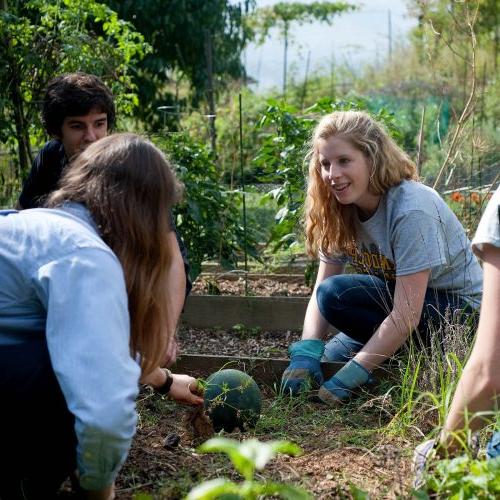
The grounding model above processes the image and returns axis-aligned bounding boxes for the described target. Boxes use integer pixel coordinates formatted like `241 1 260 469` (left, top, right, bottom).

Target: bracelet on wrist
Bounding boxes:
156 368 174 395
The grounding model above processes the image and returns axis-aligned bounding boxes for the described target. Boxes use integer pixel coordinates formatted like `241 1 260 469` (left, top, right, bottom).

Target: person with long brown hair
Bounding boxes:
281 110 483 405
0 134 202 499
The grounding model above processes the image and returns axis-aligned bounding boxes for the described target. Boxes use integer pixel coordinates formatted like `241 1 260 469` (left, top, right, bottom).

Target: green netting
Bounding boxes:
365 94 451 146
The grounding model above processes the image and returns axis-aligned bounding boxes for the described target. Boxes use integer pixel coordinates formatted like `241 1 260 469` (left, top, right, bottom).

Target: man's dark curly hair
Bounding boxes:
42 72 116 137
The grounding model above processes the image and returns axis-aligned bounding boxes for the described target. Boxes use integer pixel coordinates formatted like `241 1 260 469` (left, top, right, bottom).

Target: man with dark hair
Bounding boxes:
19 73 115 208
19 72 191 323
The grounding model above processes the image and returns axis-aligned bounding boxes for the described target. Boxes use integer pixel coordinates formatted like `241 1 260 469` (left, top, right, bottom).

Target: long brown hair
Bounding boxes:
305 111 418 257
47 133 183 375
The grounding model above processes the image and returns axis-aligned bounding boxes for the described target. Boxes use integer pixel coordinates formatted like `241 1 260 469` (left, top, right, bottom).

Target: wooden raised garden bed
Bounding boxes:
181 294 309 330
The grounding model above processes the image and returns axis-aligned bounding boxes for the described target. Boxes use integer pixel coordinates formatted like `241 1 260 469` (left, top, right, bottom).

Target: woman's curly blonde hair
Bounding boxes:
305 110 418 257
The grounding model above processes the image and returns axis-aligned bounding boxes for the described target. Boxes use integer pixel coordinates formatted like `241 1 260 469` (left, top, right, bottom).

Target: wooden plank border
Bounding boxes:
181 295 309 330
173 353 346 386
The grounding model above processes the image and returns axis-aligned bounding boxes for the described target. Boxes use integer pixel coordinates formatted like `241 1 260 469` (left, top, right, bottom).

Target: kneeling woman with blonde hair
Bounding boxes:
282 111 482 405
0 134 202 499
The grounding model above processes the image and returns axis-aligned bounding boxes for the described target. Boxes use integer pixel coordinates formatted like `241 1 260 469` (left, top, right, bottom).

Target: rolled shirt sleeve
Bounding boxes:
318 248 349 265
471 187 500 257
33 247 140 490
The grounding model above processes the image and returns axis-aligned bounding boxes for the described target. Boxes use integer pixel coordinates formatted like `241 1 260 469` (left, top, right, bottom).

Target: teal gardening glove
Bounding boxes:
281 339 325 396
318 359 373 405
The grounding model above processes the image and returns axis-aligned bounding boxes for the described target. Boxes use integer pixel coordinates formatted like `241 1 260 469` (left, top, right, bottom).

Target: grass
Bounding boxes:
254 391 341 441
125 372 409 497
387 317 474 437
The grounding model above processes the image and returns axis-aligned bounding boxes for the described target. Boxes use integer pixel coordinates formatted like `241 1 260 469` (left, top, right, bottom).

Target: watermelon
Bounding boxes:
203 369 262 432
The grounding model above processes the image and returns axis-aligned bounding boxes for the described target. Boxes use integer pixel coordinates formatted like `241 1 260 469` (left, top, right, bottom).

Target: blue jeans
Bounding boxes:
487 431 500 459
0 340 76 498
317 274 476 362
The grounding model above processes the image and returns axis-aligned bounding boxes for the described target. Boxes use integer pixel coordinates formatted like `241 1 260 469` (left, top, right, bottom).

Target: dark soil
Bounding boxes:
178 325 301 358
113 319 414 498
113 388 413 499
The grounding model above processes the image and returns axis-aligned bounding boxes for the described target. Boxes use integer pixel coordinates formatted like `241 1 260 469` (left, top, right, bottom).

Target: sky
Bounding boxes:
241 0 418 92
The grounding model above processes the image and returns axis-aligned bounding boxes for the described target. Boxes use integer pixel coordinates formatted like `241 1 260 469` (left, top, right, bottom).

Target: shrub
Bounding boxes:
153 132 260 280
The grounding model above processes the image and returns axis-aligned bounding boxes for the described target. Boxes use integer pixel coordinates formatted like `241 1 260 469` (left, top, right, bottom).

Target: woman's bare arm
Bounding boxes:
440 244 500 447
355 269 430 371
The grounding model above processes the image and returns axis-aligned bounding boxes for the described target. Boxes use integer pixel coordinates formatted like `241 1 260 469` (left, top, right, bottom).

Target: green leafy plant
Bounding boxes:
416 455 500 498
252 98 313 252
205 278 222 296
186 437 312 500
231 323 261 339
186 437 311 499
153 131 260 281
349 484 370 500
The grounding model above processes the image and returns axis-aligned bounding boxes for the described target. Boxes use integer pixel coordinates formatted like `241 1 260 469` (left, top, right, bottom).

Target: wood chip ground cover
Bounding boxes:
192 276 312 297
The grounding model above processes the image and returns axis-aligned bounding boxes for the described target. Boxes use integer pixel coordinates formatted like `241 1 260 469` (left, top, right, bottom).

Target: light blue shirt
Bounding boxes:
0 203 140 490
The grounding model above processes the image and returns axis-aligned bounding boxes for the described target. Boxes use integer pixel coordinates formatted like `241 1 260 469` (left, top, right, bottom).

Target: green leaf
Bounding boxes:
198 437 255 479
411 490 430 499
349 483 370 499
185 478 242 500
132 494 154 500
258 481 313 499
198 437 241 455
198 438 303 481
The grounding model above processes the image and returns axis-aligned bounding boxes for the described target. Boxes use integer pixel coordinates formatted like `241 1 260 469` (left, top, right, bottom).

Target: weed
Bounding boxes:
136 390 175 428
349 483 370 499
416 455 500 498
205 279 221 295
231 323 262 339
385 312 474 437
255 392 313 439
303 260 318 289
156 469 204 499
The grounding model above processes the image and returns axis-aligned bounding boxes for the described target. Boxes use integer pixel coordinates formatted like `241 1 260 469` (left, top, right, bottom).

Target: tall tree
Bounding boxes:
105 0 256 132
0 0 149 174
247 2 355 95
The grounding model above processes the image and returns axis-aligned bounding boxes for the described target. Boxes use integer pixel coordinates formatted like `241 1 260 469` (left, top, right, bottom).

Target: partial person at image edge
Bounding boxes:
413 185 500 485
0 134 203 500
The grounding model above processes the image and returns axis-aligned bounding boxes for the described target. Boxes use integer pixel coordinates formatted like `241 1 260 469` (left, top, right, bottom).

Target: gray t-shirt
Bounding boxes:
320 180 483 308
471 186 500 257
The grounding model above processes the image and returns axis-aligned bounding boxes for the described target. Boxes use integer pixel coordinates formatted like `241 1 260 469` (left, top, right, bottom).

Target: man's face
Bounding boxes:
57 108 108 159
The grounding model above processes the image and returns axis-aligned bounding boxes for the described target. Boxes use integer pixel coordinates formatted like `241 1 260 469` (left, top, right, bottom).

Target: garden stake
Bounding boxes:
416 106 426 174
239 92 249 295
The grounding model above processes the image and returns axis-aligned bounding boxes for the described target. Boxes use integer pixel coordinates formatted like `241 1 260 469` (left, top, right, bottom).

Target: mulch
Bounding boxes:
191 276 312 297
